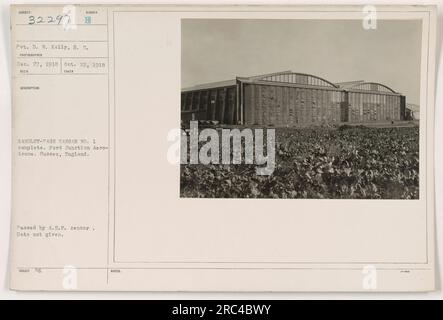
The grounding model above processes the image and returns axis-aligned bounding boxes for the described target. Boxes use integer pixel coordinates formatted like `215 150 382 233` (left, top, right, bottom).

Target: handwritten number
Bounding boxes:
27 14 72 25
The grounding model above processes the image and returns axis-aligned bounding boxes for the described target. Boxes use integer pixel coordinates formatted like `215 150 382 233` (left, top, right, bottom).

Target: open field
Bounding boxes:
180 125 419 199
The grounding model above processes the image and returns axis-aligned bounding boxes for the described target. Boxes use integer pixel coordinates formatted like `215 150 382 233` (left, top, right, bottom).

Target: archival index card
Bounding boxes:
9 5 437 291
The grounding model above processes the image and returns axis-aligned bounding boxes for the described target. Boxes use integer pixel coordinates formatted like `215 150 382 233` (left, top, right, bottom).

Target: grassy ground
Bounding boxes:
180 124 419 199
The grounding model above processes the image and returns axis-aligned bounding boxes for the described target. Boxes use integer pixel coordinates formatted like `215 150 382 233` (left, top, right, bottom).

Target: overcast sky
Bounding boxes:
182 19 422 105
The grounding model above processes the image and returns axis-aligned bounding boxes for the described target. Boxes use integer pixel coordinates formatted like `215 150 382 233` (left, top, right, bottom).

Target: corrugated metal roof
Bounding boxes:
182 71 293 92
335 81 399 94
334 80 365 89
245 70 293 81
182 74 399 94
182 79 237 92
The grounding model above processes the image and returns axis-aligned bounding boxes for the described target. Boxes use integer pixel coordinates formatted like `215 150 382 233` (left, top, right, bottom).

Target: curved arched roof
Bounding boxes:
251 71 339 88
182 71 401 95
347 82 397 93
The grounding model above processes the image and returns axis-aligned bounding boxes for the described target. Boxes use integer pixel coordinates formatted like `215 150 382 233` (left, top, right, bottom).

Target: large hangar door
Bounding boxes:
340 103 349 122
400 95 406 120
340 92 349 122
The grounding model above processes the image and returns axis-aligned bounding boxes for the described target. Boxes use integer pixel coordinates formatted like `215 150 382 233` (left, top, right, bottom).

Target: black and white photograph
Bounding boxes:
2 3 438 295
180 19 421 199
